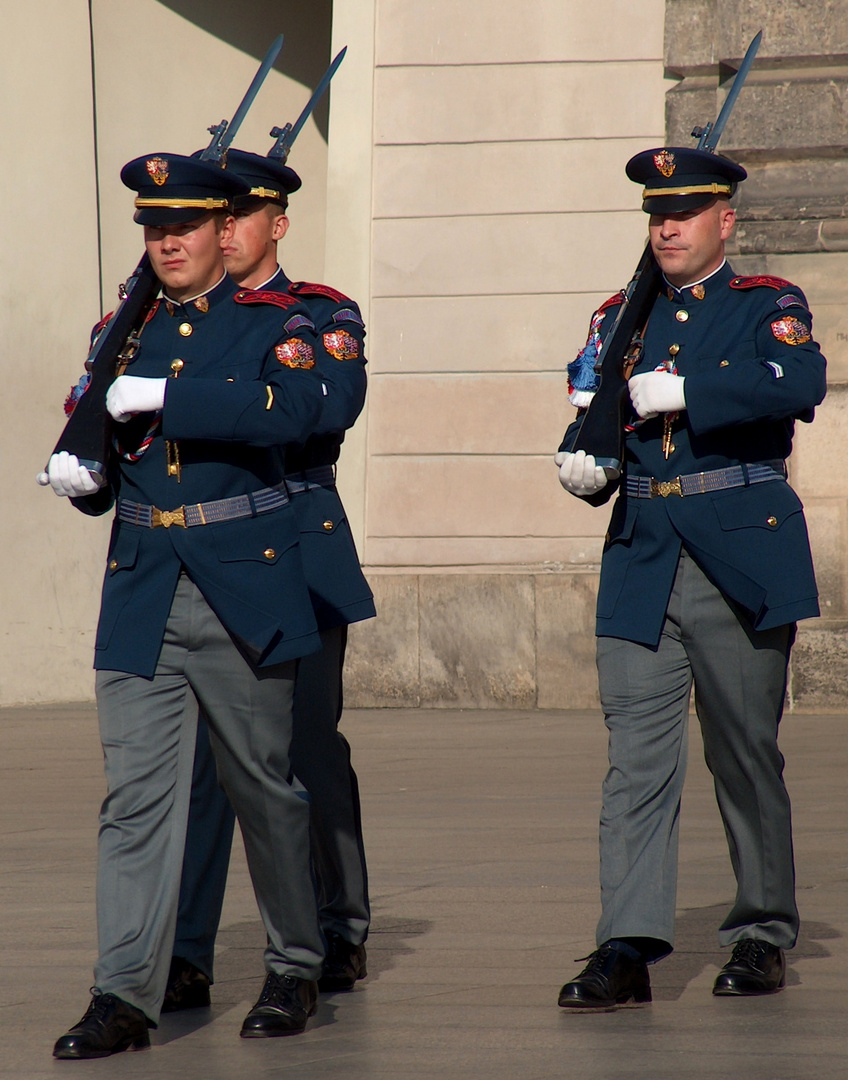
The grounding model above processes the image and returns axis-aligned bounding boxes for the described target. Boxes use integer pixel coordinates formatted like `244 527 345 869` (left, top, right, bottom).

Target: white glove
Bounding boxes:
46 451 103 497
628 371 686 419
106 375 167 423
555 449 608 496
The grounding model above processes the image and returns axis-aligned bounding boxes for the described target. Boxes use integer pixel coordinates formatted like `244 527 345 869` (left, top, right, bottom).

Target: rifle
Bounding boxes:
568 31 762 479
37 35 284 487
267 47 347 163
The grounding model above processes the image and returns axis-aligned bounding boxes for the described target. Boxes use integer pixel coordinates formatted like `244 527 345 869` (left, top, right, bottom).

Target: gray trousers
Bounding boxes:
93 574 323 1023
173 624 370 981
595 549 798 959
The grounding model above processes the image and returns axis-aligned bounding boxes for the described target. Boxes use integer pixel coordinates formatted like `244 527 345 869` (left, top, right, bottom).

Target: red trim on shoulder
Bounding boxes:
729 275 793 291
288 280 351 304
234 289 298 310
598 290 626 313
144 300 160 323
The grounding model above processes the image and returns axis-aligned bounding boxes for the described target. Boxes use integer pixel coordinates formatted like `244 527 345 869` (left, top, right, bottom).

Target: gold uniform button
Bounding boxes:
767 516 778 527
719 360 729 367
109 560 118 570
322 520 334 531
668 343 680 356
179 322 193 337
171 358 184 372
264 548 276 559
675 309 689 322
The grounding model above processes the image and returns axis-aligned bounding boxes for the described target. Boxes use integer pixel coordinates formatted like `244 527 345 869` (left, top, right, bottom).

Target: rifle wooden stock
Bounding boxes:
45 254 160 483
570 243 662 477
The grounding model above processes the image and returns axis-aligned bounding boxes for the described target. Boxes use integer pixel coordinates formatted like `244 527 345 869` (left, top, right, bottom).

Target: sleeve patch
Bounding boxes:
332 306 365 327
770 317 811 345
323 329 360 361
275 339 316 369
289 280 351 304
283 313 315 334
766 362 785 379
776 293 807 310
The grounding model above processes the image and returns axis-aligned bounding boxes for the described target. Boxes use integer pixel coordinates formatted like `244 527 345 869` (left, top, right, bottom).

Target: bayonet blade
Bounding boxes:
700 30 762 152
200 34 284 162
268 46 347 162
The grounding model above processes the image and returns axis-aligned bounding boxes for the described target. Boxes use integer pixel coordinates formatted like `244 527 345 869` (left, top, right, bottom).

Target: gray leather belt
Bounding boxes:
626 461 786 499
284 464 336 494
117 481 289 529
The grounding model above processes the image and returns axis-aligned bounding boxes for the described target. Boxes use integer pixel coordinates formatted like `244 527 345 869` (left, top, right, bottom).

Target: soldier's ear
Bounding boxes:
271 214 290 243
719 204 736 241
220 215 236 245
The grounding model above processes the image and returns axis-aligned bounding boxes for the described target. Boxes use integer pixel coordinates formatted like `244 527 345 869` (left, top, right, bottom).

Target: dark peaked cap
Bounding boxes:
625 146 747 214
121 153 250 226
225 149 303 203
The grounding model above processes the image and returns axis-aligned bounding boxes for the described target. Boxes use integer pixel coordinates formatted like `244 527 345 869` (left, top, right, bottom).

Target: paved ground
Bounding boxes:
0 703 845 1079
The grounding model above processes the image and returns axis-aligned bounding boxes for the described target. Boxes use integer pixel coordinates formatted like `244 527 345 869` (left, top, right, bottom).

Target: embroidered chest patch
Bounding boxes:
276 339 316 368
770 317 811 345
323 329 360 361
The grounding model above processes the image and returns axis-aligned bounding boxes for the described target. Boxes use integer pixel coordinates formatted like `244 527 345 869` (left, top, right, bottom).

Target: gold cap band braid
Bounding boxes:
642 182 733 198
249 186 282 200
134 196 230 210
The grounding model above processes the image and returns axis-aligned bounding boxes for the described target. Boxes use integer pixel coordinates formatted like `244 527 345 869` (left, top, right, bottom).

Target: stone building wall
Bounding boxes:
342 0 848 711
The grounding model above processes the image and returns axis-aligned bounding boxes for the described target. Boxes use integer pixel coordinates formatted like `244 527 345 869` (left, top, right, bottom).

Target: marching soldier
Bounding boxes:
49 154 330 1056
556 147 826 1008
164 149 374 1012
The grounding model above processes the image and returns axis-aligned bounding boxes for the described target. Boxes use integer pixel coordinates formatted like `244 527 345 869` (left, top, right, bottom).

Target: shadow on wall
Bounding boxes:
159 0 334 139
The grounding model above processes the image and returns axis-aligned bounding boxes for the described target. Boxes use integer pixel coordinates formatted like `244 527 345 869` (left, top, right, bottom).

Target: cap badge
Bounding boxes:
146 157 170 186
653 150 676 178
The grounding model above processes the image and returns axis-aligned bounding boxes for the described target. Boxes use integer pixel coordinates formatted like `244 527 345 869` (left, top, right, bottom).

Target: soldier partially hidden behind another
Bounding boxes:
556 147 826 1009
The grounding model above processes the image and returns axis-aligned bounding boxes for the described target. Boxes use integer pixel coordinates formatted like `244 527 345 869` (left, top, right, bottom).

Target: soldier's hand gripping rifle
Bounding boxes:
567 30 762 479
36 34 285 487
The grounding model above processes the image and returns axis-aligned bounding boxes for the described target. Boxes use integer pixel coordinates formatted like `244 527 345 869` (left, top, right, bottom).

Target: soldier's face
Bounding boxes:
223 203 289 287
143 213 234 300
648 199 736 286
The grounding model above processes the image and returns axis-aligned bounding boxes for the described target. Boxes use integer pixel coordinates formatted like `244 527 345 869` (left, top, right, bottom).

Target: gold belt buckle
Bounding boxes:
151 505 187 528
650 477 683 498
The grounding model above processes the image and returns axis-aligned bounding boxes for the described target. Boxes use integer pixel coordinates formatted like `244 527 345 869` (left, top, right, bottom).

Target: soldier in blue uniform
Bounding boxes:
162 149 374 1013
48 154 332 1056
555 147 827 1010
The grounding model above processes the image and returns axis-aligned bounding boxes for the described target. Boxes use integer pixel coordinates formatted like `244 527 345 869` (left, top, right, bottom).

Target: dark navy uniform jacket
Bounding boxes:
259 267 375 631
561 262 827 646
73 274 327 675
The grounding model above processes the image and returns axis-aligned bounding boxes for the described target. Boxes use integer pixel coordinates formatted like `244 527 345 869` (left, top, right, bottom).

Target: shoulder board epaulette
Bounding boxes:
288 280 352 304
598 290 625 314
144 300 160 323
729 275 793 291
234 289 298 309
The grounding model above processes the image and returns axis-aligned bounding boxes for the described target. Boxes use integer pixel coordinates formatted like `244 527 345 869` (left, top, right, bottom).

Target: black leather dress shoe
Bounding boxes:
558 942 652 1010
318 931 368 992
53 991 150 1059
161 955 212 1013
712 939 786 996
240 973 318 1037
